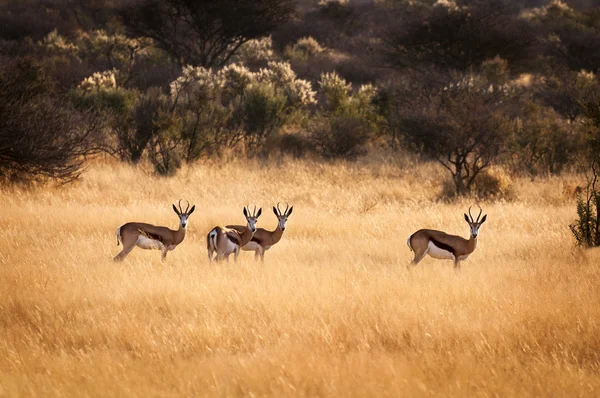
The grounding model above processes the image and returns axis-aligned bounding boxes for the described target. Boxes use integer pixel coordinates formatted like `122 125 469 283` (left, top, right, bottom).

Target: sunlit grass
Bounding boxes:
1 158 599 397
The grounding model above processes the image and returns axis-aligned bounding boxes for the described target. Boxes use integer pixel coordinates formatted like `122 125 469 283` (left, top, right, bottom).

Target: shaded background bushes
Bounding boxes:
1 0 600 196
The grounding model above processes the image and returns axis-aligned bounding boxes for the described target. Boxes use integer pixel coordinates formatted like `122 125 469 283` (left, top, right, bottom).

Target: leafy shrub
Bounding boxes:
440 167 514 201
310 115 369 160
570 166 600 248
310 72 381 160
0 58 100 184
284 36 325 62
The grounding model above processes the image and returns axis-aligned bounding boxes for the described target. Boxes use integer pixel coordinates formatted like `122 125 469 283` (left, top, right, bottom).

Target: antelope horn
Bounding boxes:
178 199 183 214
468 206 474 223
277 202 282 216
284 202 289 215
253 204 257 217
476 205 483 223
185 200 190 214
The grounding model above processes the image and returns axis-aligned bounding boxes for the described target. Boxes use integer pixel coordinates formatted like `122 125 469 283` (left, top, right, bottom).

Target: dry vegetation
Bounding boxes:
1 158 600 397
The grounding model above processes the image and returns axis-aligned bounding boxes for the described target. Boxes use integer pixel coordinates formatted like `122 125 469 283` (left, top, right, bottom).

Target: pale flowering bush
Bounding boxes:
170 65 222 104
258 61 316 106
284 36 325 62
77 70 119 92
311 72 382 160
39 30 78 55
231 36 274 63
219 63 256 94
318 72 352 111
168 61 316 157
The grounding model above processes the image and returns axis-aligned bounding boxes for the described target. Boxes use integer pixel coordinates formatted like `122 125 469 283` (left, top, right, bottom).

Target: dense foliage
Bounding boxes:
0 0 599 194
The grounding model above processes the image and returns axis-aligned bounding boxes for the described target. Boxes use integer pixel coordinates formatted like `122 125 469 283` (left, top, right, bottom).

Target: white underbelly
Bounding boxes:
427 241 454 260
223 239 238 255
136 236 164 250
242 241 262 252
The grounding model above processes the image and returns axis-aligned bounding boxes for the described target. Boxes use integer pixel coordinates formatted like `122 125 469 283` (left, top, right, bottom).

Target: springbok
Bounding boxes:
407 206 487 271
227 202 293 261
207 205 262 262
114 200 195 262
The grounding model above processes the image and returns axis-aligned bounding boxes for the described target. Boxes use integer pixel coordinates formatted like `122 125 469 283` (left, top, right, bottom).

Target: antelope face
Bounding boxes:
243 206 262 233
273 203 293 231
173 200 196 229
464 206 487 238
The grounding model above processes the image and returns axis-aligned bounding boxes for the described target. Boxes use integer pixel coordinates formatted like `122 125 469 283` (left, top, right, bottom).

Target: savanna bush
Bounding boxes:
284 36 325 62
440 167 515 201
310 72 381 160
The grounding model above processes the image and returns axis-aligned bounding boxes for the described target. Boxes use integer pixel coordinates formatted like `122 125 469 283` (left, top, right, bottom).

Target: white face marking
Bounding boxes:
180 214 189 229
469 223 483 238
427 241 455 260
246 217 258 233
278 216 288 231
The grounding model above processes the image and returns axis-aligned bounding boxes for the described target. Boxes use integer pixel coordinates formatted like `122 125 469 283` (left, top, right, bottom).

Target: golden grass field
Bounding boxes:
1 157 600 397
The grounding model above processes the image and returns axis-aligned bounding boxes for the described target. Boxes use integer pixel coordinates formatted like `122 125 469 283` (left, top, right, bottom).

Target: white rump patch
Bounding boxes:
427 240 454 260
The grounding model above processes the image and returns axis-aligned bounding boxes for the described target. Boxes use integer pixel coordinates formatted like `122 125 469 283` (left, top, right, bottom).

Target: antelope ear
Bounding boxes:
273 206 278 216
243 207 248 217
287 206 293 216
187 205 195 215
464 214 470 222
256 208 262 218
480 214 487 223
173 204 180 215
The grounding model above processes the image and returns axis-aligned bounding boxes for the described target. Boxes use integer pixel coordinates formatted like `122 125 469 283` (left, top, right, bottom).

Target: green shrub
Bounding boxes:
570 167 600 248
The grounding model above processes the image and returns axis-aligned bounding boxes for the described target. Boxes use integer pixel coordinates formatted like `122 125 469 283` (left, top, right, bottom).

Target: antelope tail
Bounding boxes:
207 229 218 251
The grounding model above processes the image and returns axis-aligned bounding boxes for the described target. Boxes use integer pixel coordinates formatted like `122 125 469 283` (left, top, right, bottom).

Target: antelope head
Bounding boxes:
243 205 262 233
172 199 196 229
464 206 487 239
273 202 294 232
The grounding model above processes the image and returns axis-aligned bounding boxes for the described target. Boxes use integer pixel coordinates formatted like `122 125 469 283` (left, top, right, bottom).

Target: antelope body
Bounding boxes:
228 203 293 261
407 206 487 271
207 206 262 262
114 200 195 262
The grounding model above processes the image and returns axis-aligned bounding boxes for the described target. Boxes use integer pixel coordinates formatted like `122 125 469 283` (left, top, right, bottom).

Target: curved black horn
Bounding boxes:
184 200 190 214
178 199 184 214
476 205 483 223
253 204 257 217
276 202 282 216
284 202 289 215
468 206 474 222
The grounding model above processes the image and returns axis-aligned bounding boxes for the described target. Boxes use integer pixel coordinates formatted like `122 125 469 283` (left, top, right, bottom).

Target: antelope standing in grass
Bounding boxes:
227 202 293 261
207 205 262 262
407 206 487 271
114 200 196 262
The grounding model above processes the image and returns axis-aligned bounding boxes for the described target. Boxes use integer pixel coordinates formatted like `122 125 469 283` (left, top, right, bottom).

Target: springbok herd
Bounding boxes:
114 200 487 271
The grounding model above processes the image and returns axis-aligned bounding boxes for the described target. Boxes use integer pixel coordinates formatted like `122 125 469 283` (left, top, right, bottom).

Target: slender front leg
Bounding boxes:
454 259 461 273
233 246 240 262
161 249 168 262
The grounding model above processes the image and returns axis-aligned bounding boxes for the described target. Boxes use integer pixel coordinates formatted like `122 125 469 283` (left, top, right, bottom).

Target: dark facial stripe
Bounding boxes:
430 238 455 255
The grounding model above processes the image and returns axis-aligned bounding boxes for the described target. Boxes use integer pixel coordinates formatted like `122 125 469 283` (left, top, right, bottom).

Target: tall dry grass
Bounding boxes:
1 158 599 397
